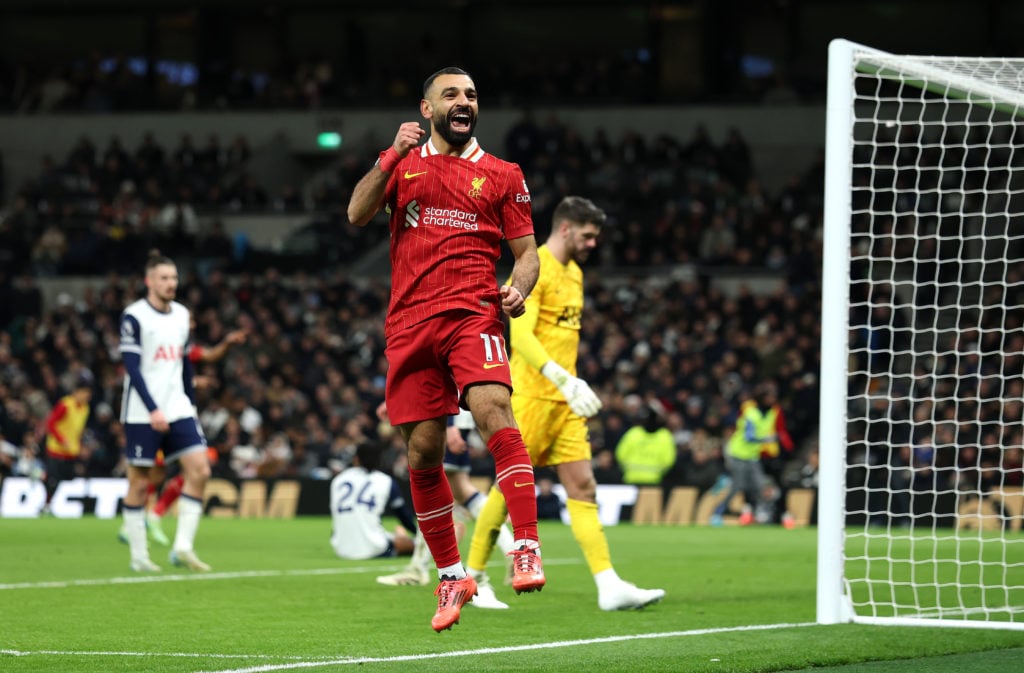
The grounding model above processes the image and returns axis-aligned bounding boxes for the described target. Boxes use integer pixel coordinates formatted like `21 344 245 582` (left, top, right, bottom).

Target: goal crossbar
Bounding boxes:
853 43 1024 116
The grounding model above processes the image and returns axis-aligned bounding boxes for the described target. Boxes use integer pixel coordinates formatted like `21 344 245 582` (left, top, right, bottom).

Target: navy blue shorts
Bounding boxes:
123 418 207 467
443 447 471 473
443 427 472 473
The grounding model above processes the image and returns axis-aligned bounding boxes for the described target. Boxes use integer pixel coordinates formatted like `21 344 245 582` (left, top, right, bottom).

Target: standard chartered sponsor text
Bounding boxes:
422 206 480 230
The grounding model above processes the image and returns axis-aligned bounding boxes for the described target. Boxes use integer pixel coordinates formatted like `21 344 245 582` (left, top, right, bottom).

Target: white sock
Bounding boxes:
453 504 472 526
123 506 149 562
496 524 515 555
437 563 466 580
464 491 484 518
173 495 202 552
594 568 623 593
410 529 432 572
514 538 540 553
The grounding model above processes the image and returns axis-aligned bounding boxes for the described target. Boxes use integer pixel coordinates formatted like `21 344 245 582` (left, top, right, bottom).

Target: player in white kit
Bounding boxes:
119 251 212 573
330 442 417 560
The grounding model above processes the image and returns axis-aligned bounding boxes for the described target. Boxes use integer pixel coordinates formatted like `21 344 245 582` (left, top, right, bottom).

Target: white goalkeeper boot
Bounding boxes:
598 581 665 611
596 569 665 611
468 571 508 609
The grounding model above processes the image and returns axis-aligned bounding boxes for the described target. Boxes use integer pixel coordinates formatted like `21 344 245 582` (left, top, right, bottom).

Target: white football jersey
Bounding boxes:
453 407 475 430
119 299 195 424
330 466 404 560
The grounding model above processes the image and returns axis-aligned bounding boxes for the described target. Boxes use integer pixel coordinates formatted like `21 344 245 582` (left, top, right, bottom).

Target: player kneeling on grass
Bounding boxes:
330 442 418 560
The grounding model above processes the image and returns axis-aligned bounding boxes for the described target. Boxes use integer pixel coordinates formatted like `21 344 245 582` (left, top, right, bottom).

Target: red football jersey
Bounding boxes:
382 137 534 336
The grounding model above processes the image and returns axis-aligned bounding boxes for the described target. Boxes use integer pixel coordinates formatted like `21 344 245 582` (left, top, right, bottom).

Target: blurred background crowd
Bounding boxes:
3 0 1024 525
0 115 825 523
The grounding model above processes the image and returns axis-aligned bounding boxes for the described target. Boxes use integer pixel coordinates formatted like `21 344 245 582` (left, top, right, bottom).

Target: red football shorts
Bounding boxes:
385 310 512 426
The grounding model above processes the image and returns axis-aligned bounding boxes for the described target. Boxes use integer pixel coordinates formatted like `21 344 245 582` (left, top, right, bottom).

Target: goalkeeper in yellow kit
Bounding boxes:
465 196 665 610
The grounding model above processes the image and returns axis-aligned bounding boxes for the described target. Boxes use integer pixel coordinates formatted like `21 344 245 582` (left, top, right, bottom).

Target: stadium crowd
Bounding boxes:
12 110 1020 523
0 265 825 521
0 50 665 113
843 120 1024 525
0 112 823 278
8 109 1020 525
0 112 831 524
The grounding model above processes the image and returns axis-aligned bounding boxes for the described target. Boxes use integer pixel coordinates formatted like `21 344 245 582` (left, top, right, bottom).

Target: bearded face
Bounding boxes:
146 263 179 303
434 104 476 146
422 73 479 147
567 223 602 265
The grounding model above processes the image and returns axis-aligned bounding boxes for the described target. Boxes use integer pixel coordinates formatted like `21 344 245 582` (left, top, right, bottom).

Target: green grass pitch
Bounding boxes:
2 517 1022 672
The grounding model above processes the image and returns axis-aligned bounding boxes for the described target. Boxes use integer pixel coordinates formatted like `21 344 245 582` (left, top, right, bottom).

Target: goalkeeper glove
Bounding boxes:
541 361 602 418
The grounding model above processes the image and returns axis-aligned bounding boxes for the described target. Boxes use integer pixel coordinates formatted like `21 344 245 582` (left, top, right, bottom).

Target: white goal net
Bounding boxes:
818 39 1024 630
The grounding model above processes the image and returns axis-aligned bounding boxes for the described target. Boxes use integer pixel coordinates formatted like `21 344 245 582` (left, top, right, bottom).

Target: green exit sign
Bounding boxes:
317 132 342 149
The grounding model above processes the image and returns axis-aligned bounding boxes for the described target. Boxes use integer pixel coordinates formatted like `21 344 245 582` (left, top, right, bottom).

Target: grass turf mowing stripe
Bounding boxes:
0 557 581 591
195 623 818 673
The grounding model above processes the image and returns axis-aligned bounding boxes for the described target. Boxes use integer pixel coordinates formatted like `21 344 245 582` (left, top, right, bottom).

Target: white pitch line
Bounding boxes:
0 567 375 591
0 558 581 591
0 649 322 661
195 623 819 673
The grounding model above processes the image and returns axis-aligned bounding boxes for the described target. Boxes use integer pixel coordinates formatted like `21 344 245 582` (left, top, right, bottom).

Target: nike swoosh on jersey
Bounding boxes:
514 481 534 488
483 362 504 369
404 170 427 179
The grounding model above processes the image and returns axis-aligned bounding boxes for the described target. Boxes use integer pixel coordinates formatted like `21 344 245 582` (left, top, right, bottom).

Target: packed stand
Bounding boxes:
0 119 831 525
0 131 391 277
0 50 662 114
0 268 824 517
2 118 821 279
845 119 1024 525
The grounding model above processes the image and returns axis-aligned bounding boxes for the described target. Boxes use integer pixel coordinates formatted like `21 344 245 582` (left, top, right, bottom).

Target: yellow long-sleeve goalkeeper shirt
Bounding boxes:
509 245 584 400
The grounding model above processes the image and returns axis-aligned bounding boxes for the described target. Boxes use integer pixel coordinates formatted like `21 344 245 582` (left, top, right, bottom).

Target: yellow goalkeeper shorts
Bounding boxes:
512 394 591 468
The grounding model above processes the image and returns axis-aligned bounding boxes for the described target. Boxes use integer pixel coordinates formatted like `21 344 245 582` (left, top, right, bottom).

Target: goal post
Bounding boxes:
818 38 1024 630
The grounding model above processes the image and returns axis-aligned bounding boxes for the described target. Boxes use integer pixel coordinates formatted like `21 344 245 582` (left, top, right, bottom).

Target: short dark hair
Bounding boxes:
145 248 175 271
553 196 607 229
423 66 472 97
355 441 383 473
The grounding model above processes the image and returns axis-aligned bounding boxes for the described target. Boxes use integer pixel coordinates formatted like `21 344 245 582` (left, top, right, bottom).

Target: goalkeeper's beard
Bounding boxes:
572 249 592 264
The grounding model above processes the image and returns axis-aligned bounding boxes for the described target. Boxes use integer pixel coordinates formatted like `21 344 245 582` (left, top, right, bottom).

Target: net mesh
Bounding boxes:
842 48 1024 625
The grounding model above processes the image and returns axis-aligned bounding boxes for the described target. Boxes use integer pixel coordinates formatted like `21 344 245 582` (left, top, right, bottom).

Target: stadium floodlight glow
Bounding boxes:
317 132 342 149
820 38 1024 631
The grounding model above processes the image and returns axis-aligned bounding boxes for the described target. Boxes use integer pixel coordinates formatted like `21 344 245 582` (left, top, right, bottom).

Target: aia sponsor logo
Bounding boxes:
153 345 184 361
